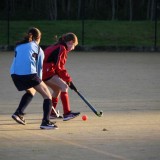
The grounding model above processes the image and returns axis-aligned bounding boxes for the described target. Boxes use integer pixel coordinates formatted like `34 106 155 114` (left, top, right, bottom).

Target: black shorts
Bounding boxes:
11 74 42 91
43 76 53 82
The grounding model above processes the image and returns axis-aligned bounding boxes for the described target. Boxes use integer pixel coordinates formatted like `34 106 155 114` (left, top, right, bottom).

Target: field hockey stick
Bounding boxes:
51 106 60 117
75 90 103 117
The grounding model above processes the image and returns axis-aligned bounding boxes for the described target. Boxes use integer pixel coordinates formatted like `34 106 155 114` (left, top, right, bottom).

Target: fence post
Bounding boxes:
154 0 158 51
7 0 10 46
81 0 85 46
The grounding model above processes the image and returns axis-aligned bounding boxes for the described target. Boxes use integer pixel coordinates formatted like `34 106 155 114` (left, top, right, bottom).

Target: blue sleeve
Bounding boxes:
36 48 44 79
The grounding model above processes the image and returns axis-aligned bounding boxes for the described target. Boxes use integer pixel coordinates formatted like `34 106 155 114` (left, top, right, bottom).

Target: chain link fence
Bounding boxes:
1 20 159 51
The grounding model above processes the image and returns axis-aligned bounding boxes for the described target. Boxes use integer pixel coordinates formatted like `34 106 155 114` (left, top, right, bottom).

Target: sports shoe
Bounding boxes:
63 111 80 121
12 112 26 125
40 120 58 129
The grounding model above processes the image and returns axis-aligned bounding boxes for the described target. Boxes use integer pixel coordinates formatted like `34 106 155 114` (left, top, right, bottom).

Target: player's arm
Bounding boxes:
55 48 72 82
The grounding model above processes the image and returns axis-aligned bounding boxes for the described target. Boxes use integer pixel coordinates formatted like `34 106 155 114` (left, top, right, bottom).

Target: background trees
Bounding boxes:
0 0 159 21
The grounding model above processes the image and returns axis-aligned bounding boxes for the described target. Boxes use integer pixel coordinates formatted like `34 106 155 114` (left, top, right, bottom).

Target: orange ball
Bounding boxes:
82 115 88 121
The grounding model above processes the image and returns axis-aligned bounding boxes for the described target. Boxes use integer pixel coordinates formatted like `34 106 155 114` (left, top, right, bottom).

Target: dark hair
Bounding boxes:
16 27 41 46
57 32 78 45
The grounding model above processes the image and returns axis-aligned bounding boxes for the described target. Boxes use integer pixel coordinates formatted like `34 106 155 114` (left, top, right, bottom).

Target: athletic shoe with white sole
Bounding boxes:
63 111 80 121
12 113 26 125
40 120 58 129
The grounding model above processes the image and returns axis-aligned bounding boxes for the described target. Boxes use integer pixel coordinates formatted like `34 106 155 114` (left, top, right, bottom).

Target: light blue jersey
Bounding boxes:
10 41 44 79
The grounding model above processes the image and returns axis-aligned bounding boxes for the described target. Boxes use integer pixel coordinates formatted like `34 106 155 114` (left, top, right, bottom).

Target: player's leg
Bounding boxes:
44 77 62 118
12 88 36 125
61 91 80 121
45 79 61 109
47 75 80 121
16 88 36 114
33 81 58 129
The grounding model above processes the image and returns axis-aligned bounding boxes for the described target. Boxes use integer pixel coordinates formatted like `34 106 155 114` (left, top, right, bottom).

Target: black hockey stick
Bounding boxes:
75 90 103 117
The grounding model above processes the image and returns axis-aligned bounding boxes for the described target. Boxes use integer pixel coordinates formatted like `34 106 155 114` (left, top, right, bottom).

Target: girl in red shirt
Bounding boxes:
43 33 80 121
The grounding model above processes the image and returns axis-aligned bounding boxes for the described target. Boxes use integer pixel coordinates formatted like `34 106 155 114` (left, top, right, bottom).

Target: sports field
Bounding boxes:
0 51 160 160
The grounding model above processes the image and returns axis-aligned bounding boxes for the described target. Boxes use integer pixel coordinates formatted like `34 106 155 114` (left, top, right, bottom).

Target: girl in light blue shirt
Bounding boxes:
10 41 43 78
10 27 58 129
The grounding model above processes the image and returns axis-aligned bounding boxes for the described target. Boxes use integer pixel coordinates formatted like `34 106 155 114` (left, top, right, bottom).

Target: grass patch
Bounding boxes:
0 20 159 47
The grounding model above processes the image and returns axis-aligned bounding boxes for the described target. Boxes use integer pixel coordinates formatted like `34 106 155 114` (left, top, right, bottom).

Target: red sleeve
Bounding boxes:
55 46 72 82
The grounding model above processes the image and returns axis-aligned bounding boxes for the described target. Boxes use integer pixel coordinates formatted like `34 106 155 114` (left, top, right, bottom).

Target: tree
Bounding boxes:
150 0 155 21
129 0 133 21
46 0 57 20
0 0 159 20
111 0 116 20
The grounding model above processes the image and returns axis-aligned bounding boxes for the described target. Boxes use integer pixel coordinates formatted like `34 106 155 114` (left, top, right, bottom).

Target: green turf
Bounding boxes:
0 20 159 46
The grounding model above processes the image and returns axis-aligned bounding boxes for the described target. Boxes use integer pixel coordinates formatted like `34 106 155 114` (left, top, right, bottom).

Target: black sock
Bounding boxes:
43 99 52 121
16 92 33 114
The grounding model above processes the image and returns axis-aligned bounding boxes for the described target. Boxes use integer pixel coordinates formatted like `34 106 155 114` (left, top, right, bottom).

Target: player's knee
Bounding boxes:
60 83 68 92
26 89 36 96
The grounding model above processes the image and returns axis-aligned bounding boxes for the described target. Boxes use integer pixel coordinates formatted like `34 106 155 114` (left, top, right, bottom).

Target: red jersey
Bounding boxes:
42 43 72 82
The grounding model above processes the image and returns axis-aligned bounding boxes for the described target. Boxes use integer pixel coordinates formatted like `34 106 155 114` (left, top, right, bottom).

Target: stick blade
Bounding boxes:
96 110 103 117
